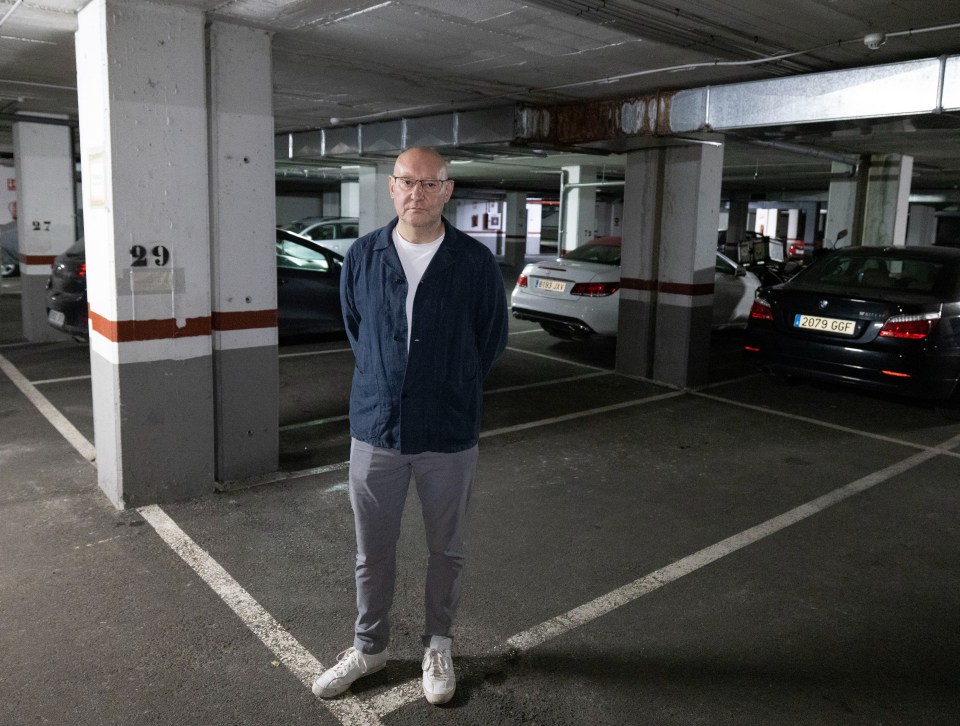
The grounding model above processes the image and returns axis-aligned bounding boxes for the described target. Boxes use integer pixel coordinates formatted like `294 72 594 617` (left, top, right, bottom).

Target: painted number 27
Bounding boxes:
130 245 170 267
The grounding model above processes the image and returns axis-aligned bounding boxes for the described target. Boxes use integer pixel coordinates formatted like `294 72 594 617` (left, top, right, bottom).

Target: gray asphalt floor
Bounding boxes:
2 275 959 725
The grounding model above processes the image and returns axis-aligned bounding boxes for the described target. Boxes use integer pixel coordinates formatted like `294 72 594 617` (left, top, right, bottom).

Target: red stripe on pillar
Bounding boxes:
620 277 656 291
88 307 212 342
20 254 57 265
212 309 278 331
620 278 714 296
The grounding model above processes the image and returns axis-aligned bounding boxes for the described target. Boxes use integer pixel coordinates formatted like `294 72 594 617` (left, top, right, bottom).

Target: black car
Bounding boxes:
46 230 346 340
46 239 88 339
744 245 960 416
275 229 344 336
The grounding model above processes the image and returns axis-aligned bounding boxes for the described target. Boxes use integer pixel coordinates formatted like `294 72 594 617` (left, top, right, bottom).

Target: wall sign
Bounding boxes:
130 244 170 267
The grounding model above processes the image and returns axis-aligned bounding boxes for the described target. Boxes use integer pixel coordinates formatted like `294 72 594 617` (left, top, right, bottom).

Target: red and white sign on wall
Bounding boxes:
6 178 14 191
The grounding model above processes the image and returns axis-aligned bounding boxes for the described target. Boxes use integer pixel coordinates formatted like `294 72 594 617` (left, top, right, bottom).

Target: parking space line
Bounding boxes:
480 389 686 439
505 430 960 653
280 414 350 432
505 346 611 372
485 370 610 395
281 372 619 433
280 347 353 359
137 504 383 726
368 429 960 718
0 353 96 462
30 374 92 386
693 390 960 461
508 328 544 336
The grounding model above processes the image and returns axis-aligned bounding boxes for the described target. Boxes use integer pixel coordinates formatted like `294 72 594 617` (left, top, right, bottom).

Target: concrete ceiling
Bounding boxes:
3 0 960 199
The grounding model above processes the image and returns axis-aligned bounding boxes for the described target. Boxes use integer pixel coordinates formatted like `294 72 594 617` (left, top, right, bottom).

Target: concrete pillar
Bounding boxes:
725 195 749 260
825 161 858 248
12 118 75 341
562 165 596 252
786 209 800 243
341 179 359 217
207 21 278 484
504 191 527 268
358 163 394 235
906 204 936 247
322 191 340 217
616 142 724 388
862 153 913 247
77 0 214 508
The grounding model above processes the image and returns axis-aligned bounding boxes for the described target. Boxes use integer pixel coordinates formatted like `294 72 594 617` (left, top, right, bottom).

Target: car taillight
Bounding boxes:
878 313 939 339
570 281 619 297
517 273 528 287
749 298 773 321
78 263 86 279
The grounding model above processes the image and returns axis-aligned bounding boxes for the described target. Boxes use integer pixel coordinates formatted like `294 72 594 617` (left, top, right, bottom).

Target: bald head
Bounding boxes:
389 146 455 243
393 147 448 179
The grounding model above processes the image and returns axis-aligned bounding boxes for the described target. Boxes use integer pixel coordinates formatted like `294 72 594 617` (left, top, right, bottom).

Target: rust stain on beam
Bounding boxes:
517 92 677 145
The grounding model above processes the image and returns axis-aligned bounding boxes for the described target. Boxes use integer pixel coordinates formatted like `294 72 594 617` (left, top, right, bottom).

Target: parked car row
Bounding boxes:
46 229 346 341
744 245 960 417
510 236 761 339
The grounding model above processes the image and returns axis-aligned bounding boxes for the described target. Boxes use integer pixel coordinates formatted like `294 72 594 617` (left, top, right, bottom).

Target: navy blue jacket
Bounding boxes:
340 217 509 454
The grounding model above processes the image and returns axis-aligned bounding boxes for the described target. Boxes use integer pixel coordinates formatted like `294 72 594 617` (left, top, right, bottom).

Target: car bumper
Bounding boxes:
744 327 960 401
510 288 618 336
46 294 88 338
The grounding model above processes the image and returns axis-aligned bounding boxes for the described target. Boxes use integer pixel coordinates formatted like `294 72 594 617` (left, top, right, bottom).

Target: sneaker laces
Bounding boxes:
331 647 365 677
423 648 452 679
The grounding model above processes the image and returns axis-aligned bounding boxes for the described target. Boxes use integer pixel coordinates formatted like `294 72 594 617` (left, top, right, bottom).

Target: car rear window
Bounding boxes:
801 253 945 293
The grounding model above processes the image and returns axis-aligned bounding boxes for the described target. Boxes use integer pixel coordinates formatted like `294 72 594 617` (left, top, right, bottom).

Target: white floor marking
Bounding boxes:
484 370 609 395
279 347 353 359
137 504 383 726
693 390 960 461
504 430 960 653
280 414 350 432
504 345 610 372
480 389 686 439
368 429 960 717
282 372 615 432
30 374 92 386
507 328 544 336
10 342 960 722
0 353 96 461
220 461 350 490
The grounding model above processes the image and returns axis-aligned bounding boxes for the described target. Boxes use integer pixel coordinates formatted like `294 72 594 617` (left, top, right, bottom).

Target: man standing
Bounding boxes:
313 147 509 705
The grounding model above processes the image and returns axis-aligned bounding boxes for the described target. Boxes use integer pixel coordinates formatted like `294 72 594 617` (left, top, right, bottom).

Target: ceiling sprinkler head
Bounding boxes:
863 32 886 50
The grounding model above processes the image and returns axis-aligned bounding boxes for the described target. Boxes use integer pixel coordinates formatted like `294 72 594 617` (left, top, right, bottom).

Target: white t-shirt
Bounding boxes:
393 227 444 350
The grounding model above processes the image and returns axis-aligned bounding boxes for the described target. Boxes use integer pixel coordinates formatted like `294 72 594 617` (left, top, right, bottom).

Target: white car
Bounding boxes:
280 216 359 256
511 237 761 339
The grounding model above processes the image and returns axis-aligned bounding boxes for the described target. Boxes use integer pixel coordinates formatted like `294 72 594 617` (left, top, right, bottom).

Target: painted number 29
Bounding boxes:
130 244 170 267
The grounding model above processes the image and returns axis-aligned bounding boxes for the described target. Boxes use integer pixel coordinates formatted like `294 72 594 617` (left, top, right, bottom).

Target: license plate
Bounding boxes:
47 309 66 327
535 279 566 293
793 314 856 336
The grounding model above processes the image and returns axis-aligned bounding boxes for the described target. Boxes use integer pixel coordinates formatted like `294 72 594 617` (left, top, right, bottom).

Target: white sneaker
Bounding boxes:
312 647 388 698
421 636 456 705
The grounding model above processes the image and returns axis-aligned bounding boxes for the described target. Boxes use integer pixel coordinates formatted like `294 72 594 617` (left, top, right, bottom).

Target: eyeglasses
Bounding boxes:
391 176 450 193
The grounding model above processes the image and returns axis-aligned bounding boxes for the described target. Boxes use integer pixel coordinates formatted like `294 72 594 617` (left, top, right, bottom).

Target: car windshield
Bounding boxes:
799 252 944 293
562 242 621 265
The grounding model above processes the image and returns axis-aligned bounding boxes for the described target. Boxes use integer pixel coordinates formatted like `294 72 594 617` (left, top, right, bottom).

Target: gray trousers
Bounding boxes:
348 438 479 654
